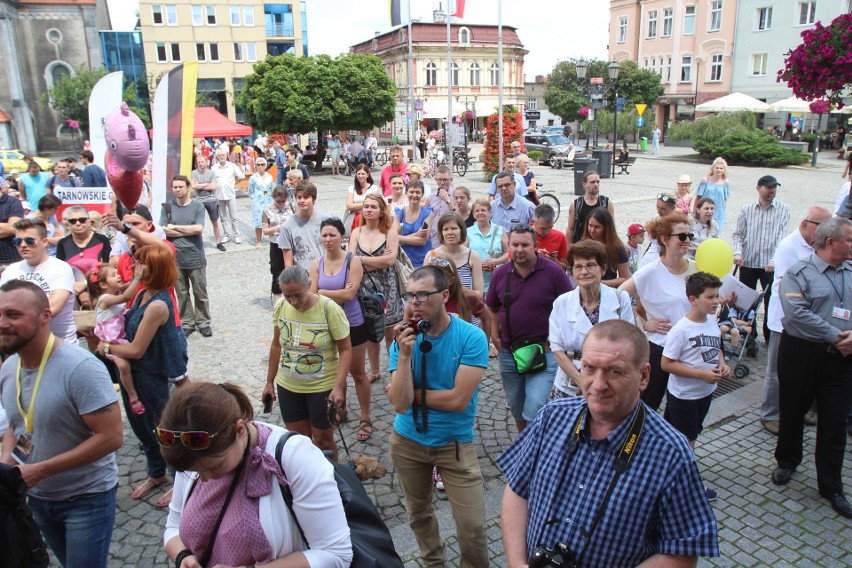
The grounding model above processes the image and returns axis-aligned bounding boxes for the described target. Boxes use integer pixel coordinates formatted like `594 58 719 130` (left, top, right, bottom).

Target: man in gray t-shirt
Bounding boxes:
161 175 212 337
277 181 330 271
191 155 225 250
0 280 122 568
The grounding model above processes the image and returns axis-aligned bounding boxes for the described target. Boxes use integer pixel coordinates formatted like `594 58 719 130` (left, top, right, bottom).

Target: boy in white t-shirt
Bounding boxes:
661 272 731 501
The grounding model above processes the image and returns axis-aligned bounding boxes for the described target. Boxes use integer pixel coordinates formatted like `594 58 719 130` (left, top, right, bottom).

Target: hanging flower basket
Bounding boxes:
66 119 80 130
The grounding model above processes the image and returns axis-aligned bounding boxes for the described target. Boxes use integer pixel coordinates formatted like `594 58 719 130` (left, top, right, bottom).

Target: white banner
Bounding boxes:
88 72 123 170
53 186 113 204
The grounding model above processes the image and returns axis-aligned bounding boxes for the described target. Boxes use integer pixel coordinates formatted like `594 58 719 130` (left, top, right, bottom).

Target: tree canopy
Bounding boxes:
43 67 109 133
237 53 396 134
544 59 664 122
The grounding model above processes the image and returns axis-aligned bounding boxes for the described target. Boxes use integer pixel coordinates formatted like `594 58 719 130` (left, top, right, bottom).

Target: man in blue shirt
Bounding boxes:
80 150 107 187
487 154 527 200
490 172 536 233
18 161 50 208
388 265 490 568
499 320 719 568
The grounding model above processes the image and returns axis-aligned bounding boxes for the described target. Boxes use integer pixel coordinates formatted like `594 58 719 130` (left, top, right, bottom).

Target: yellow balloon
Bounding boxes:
695 238 734 278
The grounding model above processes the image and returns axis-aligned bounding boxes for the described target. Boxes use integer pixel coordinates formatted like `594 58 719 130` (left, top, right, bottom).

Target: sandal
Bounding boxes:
368 373 382 384
154 488 173 508
489 344 499 358
131 476 169 500
129 398 146 415
356 420 373 442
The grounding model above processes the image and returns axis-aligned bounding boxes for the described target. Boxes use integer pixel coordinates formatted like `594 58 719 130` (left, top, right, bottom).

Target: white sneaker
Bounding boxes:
221 235 231 244
234 237 242 244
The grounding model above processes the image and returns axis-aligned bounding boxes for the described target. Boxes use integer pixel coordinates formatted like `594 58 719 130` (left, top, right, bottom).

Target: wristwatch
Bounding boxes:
103 343 111 356
174 549 193 568
121 223 132 234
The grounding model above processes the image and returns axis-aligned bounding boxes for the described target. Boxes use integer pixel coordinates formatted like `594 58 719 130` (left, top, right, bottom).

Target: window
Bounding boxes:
798 2 816 25
647 10 658 38
196 43 206 61
751 53 768 76
470 63 480 86
244 7 254 26
490 62 500 85
756 7 772 30
527 98 537 111
170 43 181 62
618 16 627 43
450 62 458 86
233 43 243 62
681 56 692 82
246 42 257 62
231 7 241 25
709 1 722 32
152 5 163 25
651 57 656 69
666 57 672 83
156 42 167 62
663 8 673 36
206 5 217 25
848 0 852 13
460 29 468 43
644 57 649 69
684 6 696 35
710 54 723 81
192 5 203 25
165 5 178 26
209 43 219 62
426 62 437 86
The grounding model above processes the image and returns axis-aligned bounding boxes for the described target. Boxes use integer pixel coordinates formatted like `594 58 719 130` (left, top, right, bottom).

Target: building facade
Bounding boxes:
350 21 527 142
524 76 564 130
137 0 306 123
101 31 148 107
0 0 110 153
609 0 737 131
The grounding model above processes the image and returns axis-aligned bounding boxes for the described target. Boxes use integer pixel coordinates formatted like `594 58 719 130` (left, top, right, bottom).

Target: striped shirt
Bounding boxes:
497 397 719 567
731 200 791 268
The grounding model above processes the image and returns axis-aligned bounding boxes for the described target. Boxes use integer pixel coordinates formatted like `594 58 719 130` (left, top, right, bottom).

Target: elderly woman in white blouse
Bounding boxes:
548 240 635 400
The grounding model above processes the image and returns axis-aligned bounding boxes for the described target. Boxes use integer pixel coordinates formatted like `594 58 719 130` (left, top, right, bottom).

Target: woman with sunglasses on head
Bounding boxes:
96 243 189 506
426 212 484 300
161 382 352 568
582 208 630 288
637 192 678 271
56 205 112 307
263 266 352 461
309 218 375 443
619 214 697 412
248 156 274 249
349 194 404 382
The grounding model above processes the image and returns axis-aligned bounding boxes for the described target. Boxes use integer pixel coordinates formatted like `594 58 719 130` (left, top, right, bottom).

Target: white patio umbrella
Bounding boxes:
695 92 772 113
769 96 814 113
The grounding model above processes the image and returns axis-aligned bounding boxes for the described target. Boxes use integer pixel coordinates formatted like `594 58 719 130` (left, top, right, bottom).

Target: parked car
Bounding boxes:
546 125 566 135
0 149 53 173
523 133 575 165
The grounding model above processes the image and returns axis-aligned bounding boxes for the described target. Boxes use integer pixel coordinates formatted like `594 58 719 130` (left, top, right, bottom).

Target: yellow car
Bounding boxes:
0 149 54 173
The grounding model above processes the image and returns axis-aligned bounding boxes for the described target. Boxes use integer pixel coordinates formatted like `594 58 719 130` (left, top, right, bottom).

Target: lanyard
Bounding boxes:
824 269 846 304
15 334 56 434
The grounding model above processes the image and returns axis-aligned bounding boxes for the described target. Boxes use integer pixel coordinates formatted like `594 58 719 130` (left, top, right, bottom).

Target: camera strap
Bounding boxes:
412 338 432 433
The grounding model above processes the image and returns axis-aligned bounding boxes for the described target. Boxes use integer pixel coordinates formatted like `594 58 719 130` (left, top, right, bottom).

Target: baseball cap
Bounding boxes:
628 223 646 236
677 174 692 184
757 175 781 187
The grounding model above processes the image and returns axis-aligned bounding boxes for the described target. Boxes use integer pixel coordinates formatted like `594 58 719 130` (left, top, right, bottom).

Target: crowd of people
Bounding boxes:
0 135 850 568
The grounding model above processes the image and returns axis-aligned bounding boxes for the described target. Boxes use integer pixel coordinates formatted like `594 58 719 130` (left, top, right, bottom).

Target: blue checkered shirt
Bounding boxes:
497 397 719 567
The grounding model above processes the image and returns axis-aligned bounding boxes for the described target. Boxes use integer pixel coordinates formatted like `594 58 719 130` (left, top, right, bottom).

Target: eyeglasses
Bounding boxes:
66 218 89 225
12 237 37 247
435 177 451 184
572 262 600 273
496 183 514 189
657 194 674 203
401 290 444 303
672 232 695 242
510 224 535 234
154 421 235 450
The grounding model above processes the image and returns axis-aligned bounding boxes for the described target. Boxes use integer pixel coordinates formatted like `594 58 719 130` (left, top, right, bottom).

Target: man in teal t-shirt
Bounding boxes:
18 161 50 207
387 266 489 568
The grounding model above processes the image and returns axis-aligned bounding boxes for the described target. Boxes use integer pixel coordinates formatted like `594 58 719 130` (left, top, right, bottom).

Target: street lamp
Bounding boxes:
575 59 620 150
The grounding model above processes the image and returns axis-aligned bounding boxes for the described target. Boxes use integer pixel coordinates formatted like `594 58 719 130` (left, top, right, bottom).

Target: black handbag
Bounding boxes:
504 265 548 374
343 253 386 343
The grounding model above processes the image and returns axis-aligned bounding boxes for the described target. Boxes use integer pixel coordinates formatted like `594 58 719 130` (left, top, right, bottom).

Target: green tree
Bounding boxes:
43 67 108 133
238 53 395 134
544 59 664 122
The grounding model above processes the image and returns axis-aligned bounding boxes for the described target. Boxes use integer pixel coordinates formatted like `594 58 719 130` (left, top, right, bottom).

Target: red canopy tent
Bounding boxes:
191 107 253 138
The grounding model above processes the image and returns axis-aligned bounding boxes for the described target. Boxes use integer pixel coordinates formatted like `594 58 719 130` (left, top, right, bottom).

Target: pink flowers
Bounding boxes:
66 119 80 129
579 106 590 118
779 13 852 108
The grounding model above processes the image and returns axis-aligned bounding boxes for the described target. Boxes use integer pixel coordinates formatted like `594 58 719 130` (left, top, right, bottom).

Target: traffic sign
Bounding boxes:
416 110 422 120
616 97 625 105
636 116 645 127
635 103 647 116
616 105 623 111
414 99 424 111
407 118 412 125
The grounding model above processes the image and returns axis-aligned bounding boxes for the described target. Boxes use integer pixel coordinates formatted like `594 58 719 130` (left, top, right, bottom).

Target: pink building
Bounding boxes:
609 0 737 132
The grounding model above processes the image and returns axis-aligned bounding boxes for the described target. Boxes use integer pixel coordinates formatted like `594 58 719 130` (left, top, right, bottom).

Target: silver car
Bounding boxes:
523 133 574 165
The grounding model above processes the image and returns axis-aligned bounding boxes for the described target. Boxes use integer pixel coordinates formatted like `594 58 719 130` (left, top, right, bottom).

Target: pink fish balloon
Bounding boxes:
103 102 149 209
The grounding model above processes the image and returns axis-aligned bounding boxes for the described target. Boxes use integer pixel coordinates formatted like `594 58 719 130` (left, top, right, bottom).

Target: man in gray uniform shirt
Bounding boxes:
772 217 852 519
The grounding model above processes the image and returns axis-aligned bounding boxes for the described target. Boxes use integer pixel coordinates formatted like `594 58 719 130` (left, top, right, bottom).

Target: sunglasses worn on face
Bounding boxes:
67 218 89 225
12 237 37 247
672 232 695 242
155 421 235 450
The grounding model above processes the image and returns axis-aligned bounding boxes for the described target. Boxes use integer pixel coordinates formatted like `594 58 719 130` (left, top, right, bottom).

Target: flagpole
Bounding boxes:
407 0 414 161
446 2 453 163
498 0 503 168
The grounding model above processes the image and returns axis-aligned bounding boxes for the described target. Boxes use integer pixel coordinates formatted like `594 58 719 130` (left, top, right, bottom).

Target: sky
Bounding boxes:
106 0 611 78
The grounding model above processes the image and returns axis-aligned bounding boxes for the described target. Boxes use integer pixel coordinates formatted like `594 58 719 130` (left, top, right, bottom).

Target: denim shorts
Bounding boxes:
498 348 558 421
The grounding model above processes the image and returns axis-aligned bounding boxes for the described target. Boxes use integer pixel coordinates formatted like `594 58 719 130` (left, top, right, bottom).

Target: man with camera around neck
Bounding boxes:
499 320 719 568
387 265 490 568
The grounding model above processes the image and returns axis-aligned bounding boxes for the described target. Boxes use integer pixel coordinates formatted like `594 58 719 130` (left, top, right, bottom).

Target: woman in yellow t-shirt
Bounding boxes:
262 266 352 461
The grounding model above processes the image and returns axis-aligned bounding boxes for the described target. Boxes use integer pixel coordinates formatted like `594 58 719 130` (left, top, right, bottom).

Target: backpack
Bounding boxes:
0 464 50 568
275 432 404 568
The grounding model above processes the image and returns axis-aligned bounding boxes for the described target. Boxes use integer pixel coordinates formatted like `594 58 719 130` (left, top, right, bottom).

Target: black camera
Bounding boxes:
529 542 576 567
404 318 431 334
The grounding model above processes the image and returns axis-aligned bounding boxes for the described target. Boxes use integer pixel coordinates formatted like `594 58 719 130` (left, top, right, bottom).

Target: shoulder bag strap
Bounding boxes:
274 432 309 544
503 265 513 345
163 202 173 225
487 225 498 256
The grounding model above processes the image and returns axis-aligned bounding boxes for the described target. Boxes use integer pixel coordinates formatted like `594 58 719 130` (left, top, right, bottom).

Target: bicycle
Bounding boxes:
423 151 448 178
451 147 471 177
535 183 561 222
374 148 389 167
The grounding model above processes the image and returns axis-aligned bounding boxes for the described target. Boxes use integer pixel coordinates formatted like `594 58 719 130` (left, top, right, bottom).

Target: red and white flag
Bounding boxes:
449 0 465 18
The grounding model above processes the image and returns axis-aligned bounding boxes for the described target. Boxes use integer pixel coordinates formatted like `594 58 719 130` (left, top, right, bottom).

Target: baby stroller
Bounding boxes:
719 292 763 379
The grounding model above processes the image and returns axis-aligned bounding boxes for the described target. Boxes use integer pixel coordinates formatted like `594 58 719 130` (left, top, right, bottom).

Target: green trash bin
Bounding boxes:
392 135 399 144
640 137 648 152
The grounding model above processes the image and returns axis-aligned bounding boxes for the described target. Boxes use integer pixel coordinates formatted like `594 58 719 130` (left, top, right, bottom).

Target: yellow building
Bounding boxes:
138 0 306 123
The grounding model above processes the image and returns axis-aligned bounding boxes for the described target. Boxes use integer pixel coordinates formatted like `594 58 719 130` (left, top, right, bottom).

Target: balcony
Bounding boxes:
266 23 294 37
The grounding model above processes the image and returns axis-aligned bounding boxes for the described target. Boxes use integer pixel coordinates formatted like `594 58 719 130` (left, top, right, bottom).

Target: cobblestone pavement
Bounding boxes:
105 147 850 566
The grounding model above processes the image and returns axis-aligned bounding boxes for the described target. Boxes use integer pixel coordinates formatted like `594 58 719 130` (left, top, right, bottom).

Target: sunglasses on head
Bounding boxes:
12 237 37 247
657 194 674 203
511 224 535 234
66 217 89 225
154 421 235 450
672 232 695 242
